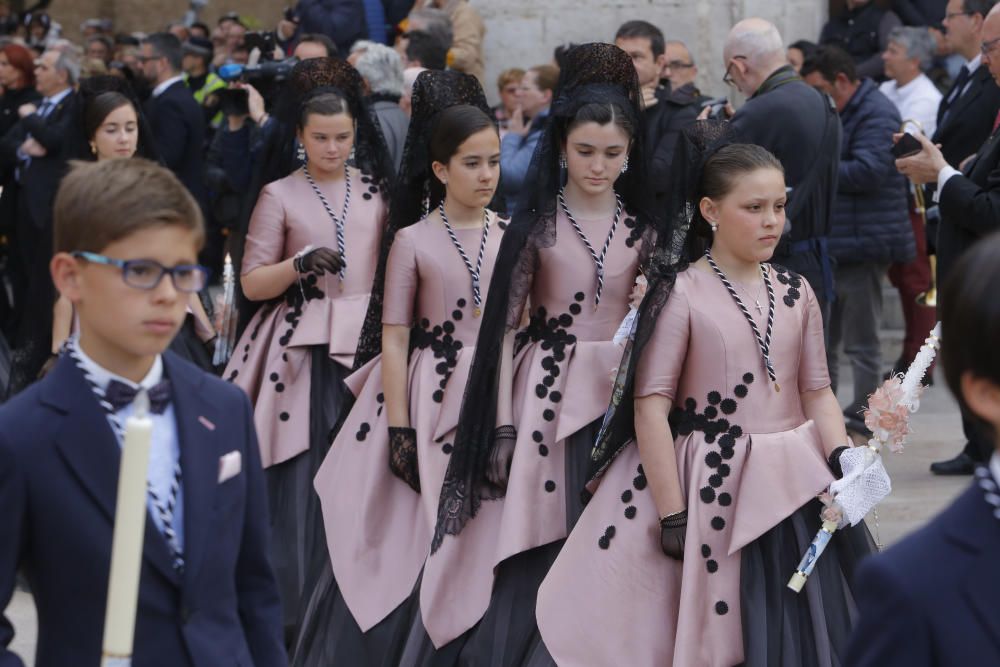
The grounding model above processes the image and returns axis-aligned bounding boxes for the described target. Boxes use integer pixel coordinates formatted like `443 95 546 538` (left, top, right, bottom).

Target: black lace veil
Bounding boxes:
353 69 493 368
232 57 395 334
583 120 734 499
431 43 661 551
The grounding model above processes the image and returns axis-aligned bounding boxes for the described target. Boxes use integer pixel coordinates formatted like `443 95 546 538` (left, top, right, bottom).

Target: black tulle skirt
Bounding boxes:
740 498 877 667
292 560 419 666
266 346 352 647
393 419 601 667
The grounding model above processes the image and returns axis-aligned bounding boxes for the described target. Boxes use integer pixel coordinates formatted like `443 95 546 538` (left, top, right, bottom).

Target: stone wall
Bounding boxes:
471 0 828 103
48 0 826 104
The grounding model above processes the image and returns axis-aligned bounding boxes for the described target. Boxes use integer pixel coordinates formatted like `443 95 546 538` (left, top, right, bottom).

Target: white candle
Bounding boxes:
101 390 152 667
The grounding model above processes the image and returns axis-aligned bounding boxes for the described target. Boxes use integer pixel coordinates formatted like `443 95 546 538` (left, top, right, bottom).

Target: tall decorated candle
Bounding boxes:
101 389 152 667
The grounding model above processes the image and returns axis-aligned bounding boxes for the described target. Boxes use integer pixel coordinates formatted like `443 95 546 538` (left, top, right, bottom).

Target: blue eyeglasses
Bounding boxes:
73 251 210 293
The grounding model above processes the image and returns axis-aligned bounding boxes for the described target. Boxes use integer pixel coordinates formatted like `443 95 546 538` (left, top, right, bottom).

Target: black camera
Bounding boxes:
217 57 299 85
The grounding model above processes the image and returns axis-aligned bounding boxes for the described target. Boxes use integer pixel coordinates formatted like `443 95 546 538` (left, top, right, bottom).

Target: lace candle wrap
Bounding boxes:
788 323 941 593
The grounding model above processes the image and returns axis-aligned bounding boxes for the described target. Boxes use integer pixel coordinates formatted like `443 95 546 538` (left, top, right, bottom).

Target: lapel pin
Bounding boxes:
198 416 216 431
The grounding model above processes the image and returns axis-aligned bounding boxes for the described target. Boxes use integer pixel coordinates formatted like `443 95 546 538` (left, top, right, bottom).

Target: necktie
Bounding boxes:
104 379 172 414
948 66 971 105
940 66 971 127
36 100 53 118
992 108 1000 134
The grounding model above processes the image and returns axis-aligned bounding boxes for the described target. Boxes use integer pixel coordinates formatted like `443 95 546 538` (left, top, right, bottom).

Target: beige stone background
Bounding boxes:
42 0 829 104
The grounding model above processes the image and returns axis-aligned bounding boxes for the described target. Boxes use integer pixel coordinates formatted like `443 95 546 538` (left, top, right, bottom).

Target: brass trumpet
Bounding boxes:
899 118 937 308
917 255 937 307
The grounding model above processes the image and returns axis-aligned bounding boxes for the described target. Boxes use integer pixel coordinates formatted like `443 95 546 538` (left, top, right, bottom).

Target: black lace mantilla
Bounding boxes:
432 43 662 552
353 70 495 369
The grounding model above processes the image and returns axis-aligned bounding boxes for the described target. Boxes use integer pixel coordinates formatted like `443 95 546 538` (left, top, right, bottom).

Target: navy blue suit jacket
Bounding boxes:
0 352 285 667
143 81 207 206
847 482 1000 666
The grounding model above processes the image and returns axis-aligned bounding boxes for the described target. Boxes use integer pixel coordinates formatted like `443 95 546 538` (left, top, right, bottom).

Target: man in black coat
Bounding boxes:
723 18 842 322
614 20 699 206
140 33 207 207
899 2 1000 471
0 46 81 346
915 0 1000 474
821 0 903 79
933 0 1000 174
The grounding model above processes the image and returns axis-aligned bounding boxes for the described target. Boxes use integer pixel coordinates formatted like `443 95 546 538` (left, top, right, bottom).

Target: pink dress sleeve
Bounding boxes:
634 282 691 401
241 185 286 275
382 230 418 326
798 279 831 392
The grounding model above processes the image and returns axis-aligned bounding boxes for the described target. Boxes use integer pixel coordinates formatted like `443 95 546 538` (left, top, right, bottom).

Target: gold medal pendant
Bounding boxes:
474 307 481 318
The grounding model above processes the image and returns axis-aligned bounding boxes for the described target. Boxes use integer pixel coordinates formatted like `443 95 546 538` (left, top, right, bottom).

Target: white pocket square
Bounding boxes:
218 450 242 484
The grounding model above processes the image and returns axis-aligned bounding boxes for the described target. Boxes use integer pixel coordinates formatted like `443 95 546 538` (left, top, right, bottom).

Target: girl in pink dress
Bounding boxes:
291 70 505 666
537 139 875 666
425 44 660 663
223 58 393 642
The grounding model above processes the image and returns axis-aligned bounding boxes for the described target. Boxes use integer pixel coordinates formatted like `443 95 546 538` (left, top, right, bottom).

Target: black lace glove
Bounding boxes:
660 509 687 561
388 426 420 493
294 247 344 275
828 445 850 479
486 425 516 490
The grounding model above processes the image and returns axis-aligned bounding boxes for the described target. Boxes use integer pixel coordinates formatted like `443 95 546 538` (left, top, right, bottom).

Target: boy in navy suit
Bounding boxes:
0 159 285 666
847 231 1000 666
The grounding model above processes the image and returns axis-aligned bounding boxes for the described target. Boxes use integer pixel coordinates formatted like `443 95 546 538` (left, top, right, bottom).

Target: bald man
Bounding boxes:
723 17 842 322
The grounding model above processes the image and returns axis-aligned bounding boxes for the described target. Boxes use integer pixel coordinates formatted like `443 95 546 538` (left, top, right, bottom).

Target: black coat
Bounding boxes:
892 0 946 26
847 482 1000 667
0 87 41 139
820 4 901 80
730 67 841 304
144 80 207 206
295 0 367 52
936 121 1000 288
0 89 81 233
933 63 1000 169
644 84 699 206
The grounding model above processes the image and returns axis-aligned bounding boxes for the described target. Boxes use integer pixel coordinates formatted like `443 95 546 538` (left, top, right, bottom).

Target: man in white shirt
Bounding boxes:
880 25 941 398
880 26 943 137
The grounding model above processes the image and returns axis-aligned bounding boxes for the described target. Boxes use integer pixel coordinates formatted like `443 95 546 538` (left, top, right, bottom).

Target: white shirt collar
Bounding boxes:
72 336 164 393
43 86 72 107
990 452 1000 485
152 75 185 98
966 53 983 73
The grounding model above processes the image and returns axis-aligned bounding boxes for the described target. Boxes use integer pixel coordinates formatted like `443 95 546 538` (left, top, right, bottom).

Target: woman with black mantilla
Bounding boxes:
425 43 660 663
222 57 394 645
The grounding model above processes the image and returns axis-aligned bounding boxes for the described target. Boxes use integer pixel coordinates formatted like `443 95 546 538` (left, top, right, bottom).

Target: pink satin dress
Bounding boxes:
538 264 836 667
315 215 508 647
224 166 386 468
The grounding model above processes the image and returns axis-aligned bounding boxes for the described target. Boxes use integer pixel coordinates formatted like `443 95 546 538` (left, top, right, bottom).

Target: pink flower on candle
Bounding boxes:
863 377 913 454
